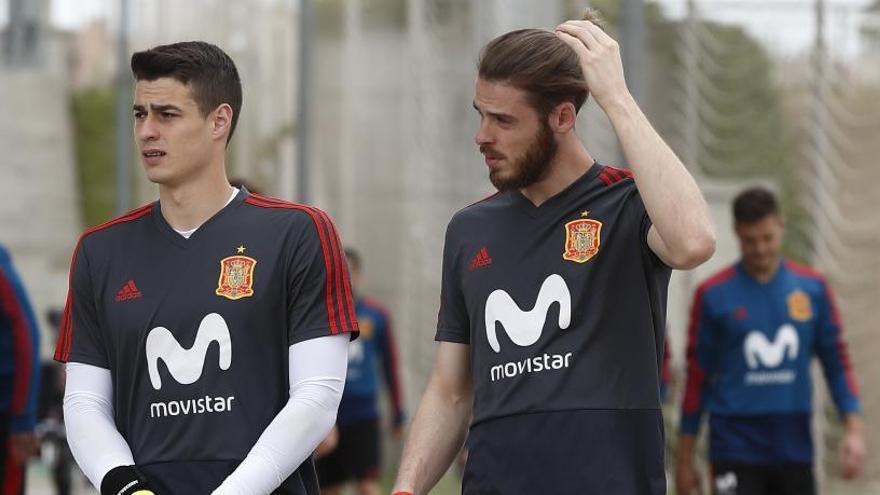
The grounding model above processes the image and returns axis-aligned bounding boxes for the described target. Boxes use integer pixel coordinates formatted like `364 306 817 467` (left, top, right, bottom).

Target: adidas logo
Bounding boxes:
115 279 143 302
468 247 493 271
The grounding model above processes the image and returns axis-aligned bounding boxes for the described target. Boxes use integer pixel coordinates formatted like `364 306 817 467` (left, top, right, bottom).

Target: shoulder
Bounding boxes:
783 259 830 294
597 164 635 189
447 191 505 235
77 203 155 251
695 265 738 300
243 193 340 241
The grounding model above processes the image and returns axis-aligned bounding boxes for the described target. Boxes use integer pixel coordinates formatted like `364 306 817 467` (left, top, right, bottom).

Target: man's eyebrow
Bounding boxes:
472 102 514 120
132 104 184 112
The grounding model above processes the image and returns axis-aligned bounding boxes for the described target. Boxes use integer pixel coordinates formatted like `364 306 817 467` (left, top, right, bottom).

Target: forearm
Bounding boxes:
605 95 715 267
213 335 347 495
214 378 341 494
394 375 472 494
677 433 698 465
63 363 136 489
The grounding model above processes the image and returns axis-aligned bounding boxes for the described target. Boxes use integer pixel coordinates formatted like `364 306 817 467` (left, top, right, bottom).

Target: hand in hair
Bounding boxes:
554 13 630 113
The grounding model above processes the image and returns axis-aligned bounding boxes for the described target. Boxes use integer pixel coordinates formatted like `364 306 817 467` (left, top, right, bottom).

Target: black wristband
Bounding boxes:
100 465 155 495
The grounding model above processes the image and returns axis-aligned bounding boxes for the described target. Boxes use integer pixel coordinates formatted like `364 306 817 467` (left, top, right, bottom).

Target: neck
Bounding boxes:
158 161 234 231
743 258 781 284
519 136 593 207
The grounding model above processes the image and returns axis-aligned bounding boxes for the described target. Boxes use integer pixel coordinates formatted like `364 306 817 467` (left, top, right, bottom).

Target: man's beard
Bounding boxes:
487 123 558 192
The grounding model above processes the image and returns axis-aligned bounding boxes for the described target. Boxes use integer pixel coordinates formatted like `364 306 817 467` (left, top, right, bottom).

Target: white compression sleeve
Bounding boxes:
212 333 349 495
63 362 136 490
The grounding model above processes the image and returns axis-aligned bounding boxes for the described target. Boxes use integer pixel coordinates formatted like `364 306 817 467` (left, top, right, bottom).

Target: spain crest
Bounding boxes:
563 217 602 263
787 289 812 322
216 255 257 300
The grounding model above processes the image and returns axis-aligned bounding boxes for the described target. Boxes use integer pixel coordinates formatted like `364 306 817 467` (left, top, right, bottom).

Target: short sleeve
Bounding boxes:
286 210 358 345
627 188 669 269
54 241 109 367
435 223 469 344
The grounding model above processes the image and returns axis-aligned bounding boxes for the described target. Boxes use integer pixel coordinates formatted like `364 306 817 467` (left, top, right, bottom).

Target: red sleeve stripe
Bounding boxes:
682 266 736 414
318 210 358 330
599 165 634 187
2 454 24 494
55 204 154 362
0 266 34 413
682 286 707 414
245 195 357 335
605 166 623 182
313 207 352 333
823 276 860 396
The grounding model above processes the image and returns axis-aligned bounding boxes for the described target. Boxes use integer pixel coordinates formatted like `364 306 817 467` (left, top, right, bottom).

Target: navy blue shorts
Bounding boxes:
463 409 666 494
711 462 814 495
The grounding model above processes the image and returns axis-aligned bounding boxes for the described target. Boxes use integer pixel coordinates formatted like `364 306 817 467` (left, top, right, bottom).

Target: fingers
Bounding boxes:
555 31 590 59
555 22 600 51
556 20 617 49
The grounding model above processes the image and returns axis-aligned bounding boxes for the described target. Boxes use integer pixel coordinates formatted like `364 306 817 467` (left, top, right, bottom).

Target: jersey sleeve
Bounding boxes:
435 222 469 344
0 249 41 434
54 240 109 369
680 285 718 435
286 211 358 345
814 278 861 415
626 188 669 269
376 308 405 425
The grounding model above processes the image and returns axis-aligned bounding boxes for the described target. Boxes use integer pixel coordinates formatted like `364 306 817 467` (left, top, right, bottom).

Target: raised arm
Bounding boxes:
556 19 715 269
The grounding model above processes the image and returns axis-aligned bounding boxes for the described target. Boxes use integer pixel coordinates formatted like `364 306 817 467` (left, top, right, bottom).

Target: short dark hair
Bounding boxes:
477 10 604 118
131 41 242 144
733 186 780 223
344 248 362 272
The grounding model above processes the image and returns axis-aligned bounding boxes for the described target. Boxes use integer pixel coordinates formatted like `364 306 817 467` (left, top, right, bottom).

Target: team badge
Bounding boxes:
787 289 812 322
562 215 602 263
358 317 374 339
216 251 257 301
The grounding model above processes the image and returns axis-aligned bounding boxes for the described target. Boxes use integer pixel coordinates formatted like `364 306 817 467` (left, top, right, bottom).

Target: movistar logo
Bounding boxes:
485 274 571 353
146 313 232 390
744 324 799 369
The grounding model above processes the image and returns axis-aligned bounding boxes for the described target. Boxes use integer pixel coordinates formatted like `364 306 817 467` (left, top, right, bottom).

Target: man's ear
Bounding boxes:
212 103 234 142
548 101 577 133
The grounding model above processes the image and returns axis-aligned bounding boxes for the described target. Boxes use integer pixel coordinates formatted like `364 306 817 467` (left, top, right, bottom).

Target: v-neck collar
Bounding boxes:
152 187 249 249
511 161 602 218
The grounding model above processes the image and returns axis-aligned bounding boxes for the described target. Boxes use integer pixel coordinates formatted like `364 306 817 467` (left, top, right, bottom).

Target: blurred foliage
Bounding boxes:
70 86 116 228
316 0 407 36
588 0 810 262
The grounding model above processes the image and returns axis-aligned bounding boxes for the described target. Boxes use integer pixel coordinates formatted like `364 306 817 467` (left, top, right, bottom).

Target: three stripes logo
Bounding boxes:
115 279 143 302
469 247 493 271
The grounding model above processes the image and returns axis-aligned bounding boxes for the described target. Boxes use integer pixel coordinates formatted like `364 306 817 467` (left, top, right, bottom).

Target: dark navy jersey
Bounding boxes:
54 189 358 494
436 163 671 492
681 260 860 463
337 297 404 426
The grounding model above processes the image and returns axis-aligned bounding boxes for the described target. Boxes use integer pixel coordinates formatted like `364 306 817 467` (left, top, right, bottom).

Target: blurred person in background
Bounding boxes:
393 9 716 495
676 186 865 495
54 41 356 495
0 243 41 495
316 248 405 495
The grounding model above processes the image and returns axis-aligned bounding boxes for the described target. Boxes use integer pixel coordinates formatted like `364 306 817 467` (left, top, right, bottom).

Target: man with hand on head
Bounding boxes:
392 10 715 495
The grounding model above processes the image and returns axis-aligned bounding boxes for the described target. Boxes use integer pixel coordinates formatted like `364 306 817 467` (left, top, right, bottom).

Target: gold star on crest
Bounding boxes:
581 210 590 217
236 245 246 254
